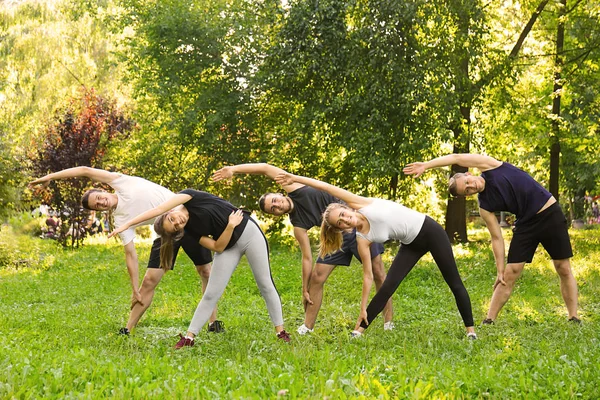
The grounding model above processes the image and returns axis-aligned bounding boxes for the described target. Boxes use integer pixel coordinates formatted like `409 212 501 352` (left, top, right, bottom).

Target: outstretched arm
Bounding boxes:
108 194 192 238
199 210 244 252
30 166 120 185
212 163 303 193
403 154 502 177
275 172 372 210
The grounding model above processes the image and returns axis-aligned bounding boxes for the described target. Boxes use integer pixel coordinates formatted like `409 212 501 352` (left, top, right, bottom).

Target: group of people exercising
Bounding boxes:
30 154 580 348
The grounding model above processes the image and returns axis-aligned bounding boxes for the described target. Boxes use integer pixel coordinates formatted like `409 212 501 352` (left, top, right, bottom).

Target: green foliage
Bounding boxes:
1 227 599 397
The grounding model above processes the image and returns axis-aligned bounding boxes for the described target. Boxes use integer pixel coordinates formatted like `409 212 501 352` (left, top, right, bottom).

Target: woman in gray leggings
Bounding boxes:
109 189 290 348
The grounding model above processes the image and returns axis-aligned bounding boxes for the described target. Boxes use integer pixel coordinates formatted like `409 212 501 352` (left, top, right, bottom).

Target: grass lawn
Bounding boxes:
1 223 599 399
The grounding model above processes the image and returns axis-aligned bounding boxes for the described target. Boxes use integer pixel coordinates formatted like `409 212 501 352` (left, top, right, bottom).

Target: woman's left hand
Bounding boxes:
274 172 296 186
228 209 244 228
356 308 368 329
108 225 127 239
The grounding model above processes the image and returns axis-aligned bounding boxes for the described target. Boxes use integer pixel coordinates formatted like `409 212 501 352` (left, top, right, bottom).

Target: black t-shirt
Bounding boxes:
180 189 249 250
287 186 342 230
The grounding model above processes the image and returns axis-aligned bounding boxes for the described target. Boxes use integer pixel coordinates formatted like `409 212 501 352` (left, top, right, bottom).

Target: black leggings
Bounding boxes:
360 216 474 329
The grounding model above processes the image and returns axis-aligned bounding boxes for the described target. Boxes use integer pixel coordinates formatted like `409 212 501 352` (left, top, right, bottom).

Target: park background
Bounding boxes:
1 0 599 398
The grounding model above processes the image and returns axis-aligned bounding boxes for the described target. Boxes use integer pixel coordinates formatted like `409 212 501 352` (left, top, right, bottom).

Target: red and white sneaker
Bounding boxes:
277 330 291 343
174 334 194 349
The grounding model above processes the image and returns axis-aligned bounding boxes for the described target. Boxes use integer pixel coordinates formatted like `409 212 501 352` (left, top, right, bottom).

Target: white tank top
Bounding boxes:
110 175 175 245
356 198 425 245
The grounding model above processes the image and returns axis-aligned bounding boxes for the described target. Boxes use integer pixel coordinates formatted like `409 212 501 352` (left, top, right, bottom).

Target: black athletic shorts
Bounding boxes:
147 233 212 269
507 203 573 264
316 228 385 266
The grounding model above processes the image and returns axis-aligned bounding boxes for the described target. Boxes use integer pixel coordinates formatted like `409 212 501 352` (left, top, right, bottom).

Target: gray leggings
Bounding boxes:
187 219 284 335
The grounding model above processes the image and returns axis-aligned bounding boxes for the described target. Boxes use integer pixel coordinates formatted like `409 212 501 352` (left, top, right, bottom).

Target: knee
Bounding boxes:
310 269 329 286
196 264 212 280
142 270 163 288
554 260 573 278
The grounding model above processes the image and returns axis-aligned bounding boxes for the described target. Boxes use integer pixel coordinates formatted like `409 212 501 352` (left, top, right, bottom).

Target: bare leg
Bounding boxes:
196 263 217 323
371 255 393 324
552 258 578 319
303 263 336 329
126 268 165 331
486 262 525 321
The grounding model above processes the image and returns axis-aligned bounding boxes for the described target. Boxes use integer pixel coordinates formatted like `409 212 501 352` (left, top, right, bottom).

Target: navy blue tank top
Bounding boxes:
478 163 551 226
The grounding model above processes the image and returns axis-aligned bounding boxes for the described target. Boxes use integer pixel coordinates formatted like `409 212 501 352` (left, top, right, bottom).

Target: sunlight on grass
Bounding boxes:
512 300 542 322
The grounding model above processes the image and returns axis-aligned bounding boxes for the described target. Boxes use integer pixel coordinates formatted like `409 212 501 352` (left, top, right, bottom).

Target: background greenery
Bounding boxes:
1 220 599 398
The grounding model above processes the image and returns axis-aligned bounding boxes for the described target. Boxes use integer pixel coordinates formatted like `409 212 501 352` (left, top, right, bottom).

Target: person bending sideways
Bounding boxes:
275 172 477 339
30 167 222 334
212 163 393 335
404 153 579 324
108 189 290 348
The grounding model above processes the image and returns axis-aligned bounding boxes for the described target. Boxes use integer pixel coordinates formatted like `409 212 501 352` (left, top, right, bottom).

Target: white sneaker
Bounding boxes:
467 332 478 340
350 330 362 339
383 321 395 331
297 324 314 335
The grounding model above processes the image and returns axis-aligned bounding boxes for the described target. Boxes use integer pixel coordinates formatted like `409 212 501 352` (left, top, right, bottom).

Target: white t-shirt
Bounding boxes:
356 198 426 245
110 175 175 245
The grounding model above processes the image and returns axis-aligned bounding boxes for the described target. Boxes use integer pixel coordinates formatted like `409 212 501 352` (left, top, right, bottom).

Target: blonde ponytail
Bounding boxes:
154 213 184 271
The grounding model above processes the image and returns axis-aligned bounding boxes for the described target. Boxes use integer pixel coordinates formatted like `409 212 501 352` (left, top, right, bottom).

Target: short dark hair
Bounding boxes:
81 189 103 210
448 173 467 197
258 193 277 213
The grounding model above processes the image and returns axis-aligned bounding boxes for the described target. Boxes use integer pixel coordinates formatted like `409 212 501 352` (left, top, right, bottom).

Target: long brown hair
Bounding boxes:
153 213 185 271
318 203 351 258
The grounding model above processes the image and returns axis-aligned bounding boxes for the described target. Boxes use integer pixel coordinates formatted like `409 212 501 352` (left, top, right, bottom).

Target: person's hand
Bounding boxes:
228 209 244 228
108 225 127 239
131 290 144 309
302 290 313 309
28 178 50 189
274 172 296 186
493 272 506 289
212 166 234 182
403 162 427 177
356 308 368 329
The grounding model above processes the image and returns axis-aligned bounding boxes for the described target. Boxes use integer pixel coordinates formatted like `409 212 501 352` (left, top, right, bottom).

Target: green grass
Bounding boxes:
1 224 599 399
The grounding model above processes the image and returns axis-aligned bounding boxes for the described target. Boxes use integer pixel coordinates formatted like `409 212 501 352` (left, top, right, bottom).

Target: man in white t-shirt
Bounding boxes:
31 167 222 334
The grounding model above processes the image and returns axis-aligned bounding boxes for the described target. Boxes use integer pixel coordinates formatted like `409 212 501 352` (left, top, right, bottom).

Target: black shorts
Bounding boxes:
147 233 212 269
507 203 573 264
316 228 385 266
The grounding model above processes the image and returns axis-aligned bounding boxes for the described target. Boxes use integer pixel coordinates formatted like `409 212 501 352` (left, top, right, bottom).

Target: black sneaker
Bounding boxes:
118 327 130 335
568 316 582 324
207 320 225 333
482 318 494 325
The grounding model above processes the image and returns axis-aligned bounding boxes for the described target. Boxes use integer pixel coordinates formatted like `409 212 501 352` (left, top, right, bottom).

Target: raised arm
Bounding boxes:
108 194 192 238
403 154 502 177
30 166 120 185
275 172 372 210
212 163 303 193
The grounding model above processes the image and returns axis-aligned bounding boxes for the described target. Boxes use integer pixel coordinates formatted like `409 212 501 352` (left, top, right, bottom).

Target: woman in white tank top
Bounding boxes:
276 172 477 340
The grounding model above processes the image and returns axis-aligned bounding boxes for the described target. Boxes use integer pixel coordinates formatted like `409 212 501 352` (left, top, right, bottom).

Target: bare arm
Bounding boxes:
123 241 144 305
479 208 507 287
212 163 303 193
30 166 120 185
403 154 502 177
275 173 372 210
356 238 374 327
108 194 192 238
293 227 314 305
199 210 244 252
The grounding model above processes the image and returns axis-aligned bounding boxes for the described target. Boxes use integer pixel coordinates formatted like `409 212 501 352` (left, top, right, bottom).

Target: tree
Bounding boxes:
32 88 133 247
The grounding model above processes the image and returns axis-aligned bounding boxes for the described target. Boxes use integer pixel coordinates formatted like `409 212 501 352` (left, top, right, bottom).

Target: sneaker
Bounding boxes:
568 316 582 324
383 321 395 331
297 324 314 335
350 330 362 339
482 318 494 325
174 334 194 349
467 332 478 340
118 327 130 336
207 320 225 333
277 330 291 342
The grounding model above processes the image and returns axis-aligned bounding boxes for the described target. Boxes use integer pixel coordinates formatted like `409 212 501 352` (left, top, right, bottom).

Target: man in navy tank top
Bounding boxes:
404 154 580 324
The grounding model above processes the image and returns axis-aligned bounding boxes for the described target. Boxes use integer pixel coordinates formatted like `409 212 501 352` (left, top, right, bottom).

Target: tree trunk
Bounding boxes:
549 0 566 200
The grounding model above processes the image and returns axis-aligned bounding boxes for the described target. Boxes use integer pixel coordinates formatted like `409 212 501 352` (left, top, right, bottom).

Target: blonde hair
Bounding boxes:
318 203 351 258
153 213 185 271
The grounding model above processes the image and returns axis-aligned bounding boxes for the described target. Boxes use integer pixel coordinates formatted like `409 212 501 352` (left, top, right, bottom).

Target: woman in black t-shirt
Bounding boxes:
110 189 290 348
